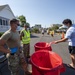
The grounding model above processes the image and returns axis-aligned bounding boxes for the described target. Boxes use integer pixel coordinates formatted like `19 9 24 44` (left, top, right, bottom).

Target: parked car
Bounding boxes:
56 29 67 33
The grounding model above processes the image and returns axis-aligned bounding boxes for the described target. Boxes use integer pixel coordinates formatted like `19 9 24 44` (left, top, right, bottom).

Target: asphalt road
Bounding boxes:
20 33 75 75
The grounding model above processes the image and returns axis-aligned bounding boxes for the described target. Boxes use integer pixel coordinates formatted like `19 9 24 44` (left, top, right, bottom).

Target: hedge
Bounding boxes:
0 32 4 37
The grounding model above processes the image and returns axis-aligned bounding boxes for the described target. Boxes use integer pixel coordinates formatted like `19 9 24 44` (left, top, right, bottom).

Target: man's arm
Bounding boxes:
0 32 12 54
20 31 24 40
55 29 72 44
55 38 68 44
0 39 10 53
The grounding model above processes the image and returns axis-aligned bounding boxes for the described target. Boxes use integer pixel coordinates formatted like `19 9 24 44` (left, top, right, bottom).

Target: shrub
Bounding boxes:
0 32 4 37
31 28 40 33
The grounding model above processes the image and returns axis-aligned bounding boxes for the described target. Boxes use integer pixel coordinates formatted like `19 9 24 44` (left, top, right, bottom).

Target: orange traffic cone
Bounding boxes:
61 32 64 39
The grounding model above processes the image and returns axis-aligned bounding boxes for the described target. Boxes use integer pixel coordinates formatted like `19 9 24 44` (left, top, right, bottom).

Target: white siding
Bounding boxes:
0 5 15 32
0 25 10 32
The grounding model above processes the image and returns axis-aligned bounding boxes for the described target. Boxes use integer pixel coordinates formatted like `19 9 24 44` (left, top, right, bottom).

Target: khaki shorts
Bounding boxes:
68 46 75 54
8 52 28 75
23 43 30 57
8 53 20 75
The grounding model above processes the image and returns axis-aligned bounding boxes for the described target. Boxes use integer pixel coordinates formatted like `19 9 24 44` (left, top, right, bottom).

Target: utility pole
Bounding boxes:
45 25 46 28
73 20 74 24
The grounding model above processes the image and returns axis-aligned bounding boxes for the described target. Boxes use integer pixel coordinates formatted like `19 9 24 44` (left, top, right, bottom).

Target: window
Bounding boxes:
0 19 2 25
3 20 5 25
6 20 8 25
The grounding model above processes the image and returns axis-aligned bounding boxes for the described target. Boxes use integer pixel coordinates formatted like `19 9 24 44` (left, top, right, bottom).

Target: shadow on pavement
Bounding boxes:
19 63 75 75
30 34 39 38
44 36 50 37
61 63 75 75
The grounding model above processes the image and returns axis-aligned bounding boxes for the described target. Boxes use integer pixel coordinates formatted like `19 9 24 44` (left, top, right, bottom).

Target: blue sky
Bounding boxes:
0 0 75 27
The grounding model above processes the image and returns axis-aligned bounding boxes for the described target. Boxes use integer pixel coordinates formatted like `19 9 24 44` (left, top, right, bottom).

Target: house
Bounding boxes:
31 24 42 30
0 4 15 32
31 24 42 32
34 24 41 29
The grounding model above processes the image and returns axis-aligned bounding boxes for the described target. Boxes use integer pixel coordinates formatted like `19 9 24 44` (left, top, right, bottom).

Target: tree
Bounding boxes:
52 25 59 30
26 22 30 28
49 25 59 31
18 15 26 27
49 27 52 31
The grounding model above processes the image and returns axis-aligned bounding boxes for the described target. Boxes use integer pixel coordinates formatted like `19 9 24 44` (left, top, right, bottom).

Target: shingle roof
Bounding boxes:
0 5 8 11
0 4 15 18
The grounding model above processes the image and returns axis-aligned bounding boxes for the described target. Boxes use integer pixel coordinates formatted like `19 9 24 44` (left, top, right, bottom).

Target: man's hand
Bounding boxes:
50 41 56 45
0 46 11 54
54 41 59 44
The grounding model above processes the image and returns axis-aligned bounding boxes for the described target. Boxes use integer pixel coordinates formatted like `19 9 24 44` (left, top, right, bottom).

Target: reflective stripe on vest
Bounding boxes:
22 30 30 44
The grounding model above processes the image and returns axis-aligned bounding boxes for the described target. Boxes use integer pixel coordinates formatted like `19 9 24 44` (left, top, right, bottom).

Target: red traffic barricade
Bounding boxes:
34 42 52 51
30 50 65 75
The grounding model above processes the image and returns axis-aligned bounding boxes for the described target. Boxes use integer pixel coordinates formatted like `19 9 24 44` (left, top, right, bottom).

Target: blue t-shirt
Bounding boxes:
65 24 75 46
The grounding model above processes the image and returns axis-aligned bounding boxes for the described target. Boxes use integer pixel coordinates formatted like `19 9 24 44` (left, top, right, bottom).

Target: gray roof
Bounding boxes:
0 5 8 11
0 4 15 18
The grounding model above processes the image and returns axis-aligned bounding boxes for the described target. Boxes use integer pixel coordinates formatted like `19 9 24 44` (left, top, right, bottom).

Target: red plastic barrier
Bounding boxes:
30 50 65 75
34 42 52 51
